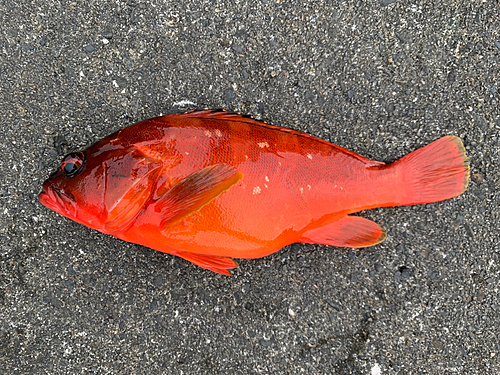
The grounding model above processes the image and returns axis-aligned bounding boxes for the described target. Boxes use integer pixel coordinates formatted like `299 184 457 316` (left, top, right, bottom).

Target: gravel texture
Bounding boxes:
1 0 499 374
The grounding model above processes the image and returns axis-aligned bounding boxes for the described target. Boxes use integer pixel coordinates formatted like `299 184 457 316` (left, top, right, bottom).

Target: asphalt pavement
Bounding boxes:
1 0 499 374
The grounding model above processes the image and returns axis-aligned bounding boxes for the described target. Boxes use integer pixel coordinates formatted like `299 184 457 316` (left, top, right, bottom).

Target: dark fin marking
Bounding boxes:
300 215 387 248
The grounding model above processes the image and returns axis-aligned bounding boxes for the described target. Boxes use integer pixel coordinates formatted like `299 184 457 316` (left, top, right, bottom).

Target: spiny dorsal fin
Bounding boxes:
174 109 384 167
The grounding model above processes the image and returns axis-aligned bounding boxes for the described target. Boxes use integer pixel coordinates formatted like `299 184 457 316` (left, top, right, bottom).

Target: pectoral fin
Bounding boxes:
175 252 239 275
155 164 243 230
300 216 386 248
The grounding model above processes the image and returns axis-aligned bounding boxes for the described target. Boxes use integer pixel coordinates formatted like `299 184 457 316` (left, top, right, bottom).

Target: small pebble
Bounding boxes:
430 270 440 279
259 338 272 347
461 347 467 357
85 44 95 52
65 279 74 291
347 250 355 260
463 223 474 238
64 66 75 77
232 44 243 54
224 89 236 104
153 275 163 287
495 41 500 51
394 271 402 283
401 267 412 278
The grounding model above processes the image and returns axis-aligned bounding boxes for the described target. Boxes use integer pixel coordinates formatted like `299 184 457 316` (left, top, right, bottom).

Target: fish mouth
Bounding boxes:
39 181 77 219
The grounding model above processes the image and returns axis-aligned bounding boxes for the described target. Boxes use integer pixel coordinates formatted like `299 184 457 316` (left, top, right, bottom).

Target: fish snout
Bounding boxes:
39 181 77 219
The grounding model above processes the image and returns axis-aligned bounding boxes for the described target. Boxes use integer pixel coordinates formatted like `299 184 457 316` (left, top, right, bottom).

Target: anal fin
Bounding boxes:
175 252 239 275
300 216 386 248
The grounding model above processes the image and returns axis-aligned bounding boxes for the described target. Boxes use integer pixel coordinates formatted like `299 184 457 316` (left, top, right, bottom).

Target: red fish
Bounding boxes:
39 110 469 274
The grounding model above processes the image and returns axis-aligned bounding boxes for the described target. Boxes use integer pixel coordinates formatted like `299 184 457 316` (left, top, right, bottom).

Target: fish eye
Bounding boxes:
61 152 86 177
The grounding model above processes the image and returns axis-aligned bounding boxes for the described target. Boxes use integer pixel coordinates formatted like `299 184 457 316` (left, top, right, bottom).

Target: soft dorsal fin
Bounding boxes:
174 109 384 167
155 164 243 231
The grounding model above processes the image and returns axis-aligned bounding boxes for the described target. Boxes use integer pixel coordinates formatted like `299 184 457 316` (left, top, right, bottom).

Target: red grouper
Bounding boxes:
39 110 470 274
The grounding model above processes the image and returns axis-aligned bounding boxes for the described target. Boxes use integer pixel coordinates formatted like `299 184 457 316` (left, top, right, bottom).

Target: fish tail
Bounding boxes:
390 135 470 206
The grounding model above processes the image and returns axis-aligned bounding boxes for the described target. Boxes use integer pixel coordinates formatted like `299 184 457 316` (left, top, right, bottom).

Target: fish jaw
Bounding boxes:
39 180 77 220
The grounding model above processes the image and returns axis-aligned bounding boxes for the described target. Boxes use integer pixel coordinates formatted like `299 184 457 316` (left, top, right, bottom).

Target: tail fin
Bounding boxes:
391 135 469 206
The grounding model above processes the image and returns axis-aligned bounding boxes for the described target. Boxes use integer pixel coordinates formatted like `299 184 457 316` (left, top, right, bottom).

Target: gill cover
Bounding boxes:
103 148 162 232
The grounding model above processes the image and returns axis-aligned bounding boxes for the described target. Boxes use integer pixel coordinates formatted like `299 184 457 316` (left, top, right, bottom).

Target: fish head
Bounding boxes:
39 134 164 233
39 148 109 230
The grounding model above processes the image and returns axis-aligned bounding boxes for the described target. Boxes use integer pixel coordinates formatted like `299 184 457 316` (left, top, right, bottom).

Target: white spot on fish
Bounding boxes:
278 162 282 166
245 155 249 160
307 185 311 190
204 130 212 137
215 129 222 137
307 153 313 159
185 152 189 155
264 184 268 188
299 187 304 194
258 141 269 148
265 176 270 182
253 186 261 195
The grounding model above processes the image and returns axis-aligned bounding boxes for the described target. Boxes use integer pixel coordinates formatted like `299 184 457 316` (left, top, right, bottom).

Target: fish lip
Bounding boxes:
38 190 57 211
39 181 77 218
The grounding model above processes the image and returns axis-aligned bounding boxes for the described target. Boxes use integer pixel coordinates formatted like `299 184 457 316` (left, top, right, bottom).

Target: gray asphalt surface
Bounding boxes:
1 1 499 374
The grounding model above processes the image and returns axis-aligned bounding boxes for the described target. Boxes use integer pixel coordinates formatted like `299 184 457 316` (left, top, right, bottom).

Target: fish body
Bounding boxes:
39 110 469 274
